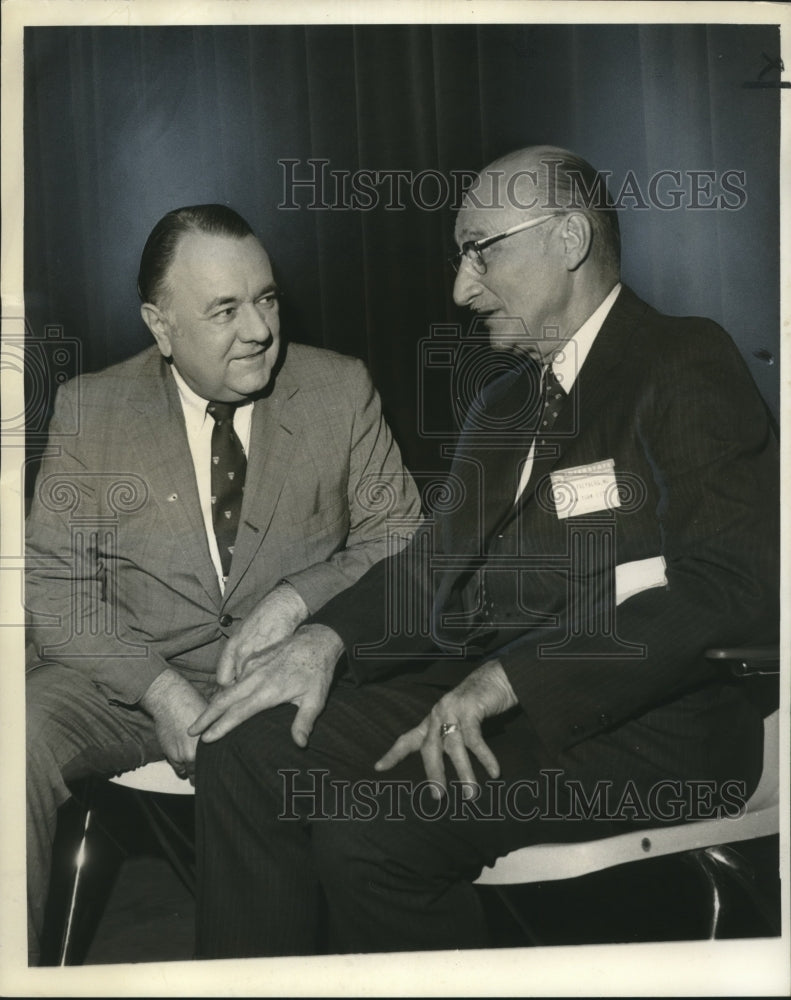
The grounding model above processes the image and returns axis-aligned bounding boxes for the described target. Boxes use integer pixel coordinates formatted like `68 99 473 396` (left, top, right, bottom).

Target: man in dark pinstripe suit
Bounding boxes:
191 147 779 956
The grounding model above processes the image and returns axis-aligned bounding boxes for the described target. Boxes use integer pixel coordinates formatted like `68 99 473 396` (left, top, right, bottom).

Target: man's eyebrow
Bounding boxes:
203 295 238 314
455 229 487 244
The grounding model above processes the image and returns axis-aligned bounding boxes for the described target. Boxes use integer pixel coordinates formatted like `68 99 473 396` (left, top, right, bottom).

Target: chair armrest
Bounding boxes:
705 645 780 677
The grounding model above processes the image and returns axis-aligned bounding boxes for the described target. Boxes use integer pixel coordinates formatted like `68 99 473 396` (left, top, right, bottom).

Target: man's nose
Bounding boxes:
237 302 274 342
452 260 481 308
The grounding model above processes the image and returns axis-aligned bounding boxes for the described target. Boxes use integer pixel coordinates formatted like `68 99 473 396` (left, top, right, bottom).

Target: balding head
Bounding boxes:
459 146 620 279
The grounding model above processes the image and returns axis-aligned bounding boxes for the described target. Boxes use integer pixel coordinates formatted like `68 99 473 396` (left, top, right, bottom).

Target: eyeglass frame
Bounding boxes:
448 213 562 275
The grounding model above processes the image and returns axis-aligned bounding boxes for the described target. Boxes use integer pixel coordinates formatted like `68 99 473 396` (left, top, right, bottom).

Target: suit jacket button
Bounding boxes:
598 713 611 727
218 613 233 628
570 723 583 736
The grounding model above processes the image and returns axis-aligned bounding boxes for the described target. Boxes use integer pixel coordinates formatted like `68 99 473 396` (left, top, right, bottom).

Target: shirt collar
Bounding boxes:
170 363 215 434
551 282 621 392
170 364 254 432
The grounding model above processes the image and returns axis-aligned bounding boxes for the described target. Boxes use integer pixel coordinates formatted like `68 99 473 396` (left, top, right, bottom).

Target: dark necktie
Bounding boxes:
207 401 247 578
487 361 566 536
536 364 566 446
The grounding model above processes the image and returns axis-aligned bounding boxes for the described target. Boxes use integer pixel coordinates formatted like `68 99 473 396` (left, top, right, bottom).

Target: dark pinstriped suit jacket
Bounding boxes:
314 287 778 784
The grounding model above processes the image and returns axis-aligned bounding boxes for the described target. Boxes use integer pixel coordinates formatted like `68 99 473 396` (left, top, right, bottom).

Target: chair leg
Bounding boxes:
704 845 780 936
687 848 724 938
58 781 96 966
686 844 781 939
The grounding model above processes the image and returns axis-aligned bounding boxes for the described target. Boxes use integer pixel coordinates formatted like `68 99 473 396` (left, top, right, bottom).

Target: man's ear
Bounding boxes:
140 303 173 358
559 213 593 271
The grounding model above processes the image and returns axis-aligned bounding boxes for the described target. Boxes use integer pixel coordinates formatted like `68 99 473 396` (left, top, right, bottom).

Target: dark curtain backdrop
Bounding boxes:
24 23 780 487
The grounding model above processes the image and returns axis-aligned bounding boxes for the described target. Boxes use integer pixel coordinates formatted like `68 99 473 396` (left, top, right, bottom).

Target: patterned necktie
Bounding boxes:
536 364 566 445
486 360 566 534
207 401 247 578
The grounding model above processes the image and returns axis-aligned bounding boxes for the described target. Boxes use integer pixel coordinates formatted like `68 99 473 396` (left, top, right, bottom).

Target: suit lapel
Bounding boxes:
433 357 540 626
445 356 541 556
221 357 302 600
125 352 221 605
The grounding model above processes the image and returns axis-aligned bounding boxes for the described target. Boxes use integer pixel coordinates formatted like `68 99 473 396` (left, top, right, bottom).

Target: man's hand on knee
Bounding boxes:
216 582 309 687
141 668 209 781
375 659 518 799
189 624 344 747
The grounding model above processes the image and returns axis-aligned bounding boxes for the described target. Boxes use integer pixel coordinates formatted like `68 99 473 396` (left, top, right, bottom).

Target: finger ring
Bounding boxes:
440 722 458 739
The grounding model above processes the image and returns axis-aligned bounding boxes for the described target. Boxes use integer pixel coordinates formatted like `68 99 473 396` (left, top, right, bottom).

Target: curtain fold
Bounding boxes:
24 23 781 485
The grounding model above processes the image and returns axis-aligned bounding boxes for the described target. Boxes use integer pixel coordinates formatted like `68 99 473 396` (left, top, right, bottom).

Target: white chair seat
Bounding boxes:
475 709 779 886
109 759 195 796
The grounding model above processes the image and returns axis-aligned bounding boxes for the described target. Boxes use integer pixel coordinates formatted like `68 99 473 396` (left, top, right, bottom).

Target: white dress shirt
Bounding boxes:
515 282 622 501
171 365 254 590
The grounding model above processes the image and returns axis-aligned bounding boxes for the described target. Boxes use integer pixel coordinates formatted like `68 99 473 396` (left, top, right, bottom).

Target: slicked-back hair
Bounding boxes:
137 204 255 306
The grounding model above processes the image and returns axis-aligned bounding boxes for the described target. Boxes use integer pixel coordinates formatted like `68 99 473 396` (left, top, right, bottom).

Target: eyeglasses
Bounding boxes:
448 214 560 275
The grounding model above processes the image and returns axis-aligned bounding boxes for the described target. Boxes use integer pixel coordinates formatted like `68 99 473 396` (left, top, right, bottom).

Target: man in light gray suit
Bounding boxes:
24 204 420 964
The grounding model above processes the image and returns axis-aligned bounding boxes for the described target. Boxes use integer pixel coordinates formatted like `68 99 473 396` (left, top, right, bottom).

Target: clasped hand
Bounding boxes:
215 582 308 686
374 660 518 799
188 624 344 747
140 668 208 783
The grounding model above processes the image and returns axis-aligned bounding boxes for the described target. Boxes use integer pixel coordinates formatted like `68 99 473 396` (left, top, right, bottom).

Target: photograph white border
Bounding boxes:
2 1 788 996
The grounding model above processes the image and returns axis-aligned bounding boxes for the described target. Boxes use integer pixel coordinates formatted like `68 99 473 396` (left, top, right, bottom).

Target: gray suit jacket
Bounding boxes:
26 341 421 704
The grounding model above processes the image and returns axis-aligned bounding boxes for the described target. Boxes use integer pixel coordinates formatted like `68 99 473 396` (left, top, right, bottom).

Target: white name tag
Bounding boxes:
550 459 620 519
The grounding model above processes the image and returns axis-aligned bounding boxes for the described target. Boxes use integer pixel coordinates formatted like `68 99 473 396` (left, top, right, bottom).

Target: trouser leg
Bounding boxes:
195 676 764 958
195 679 583 957
195 717 323 957
195 680 447 957
310 785 495 953
306 701 614 954
26 661 162 965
